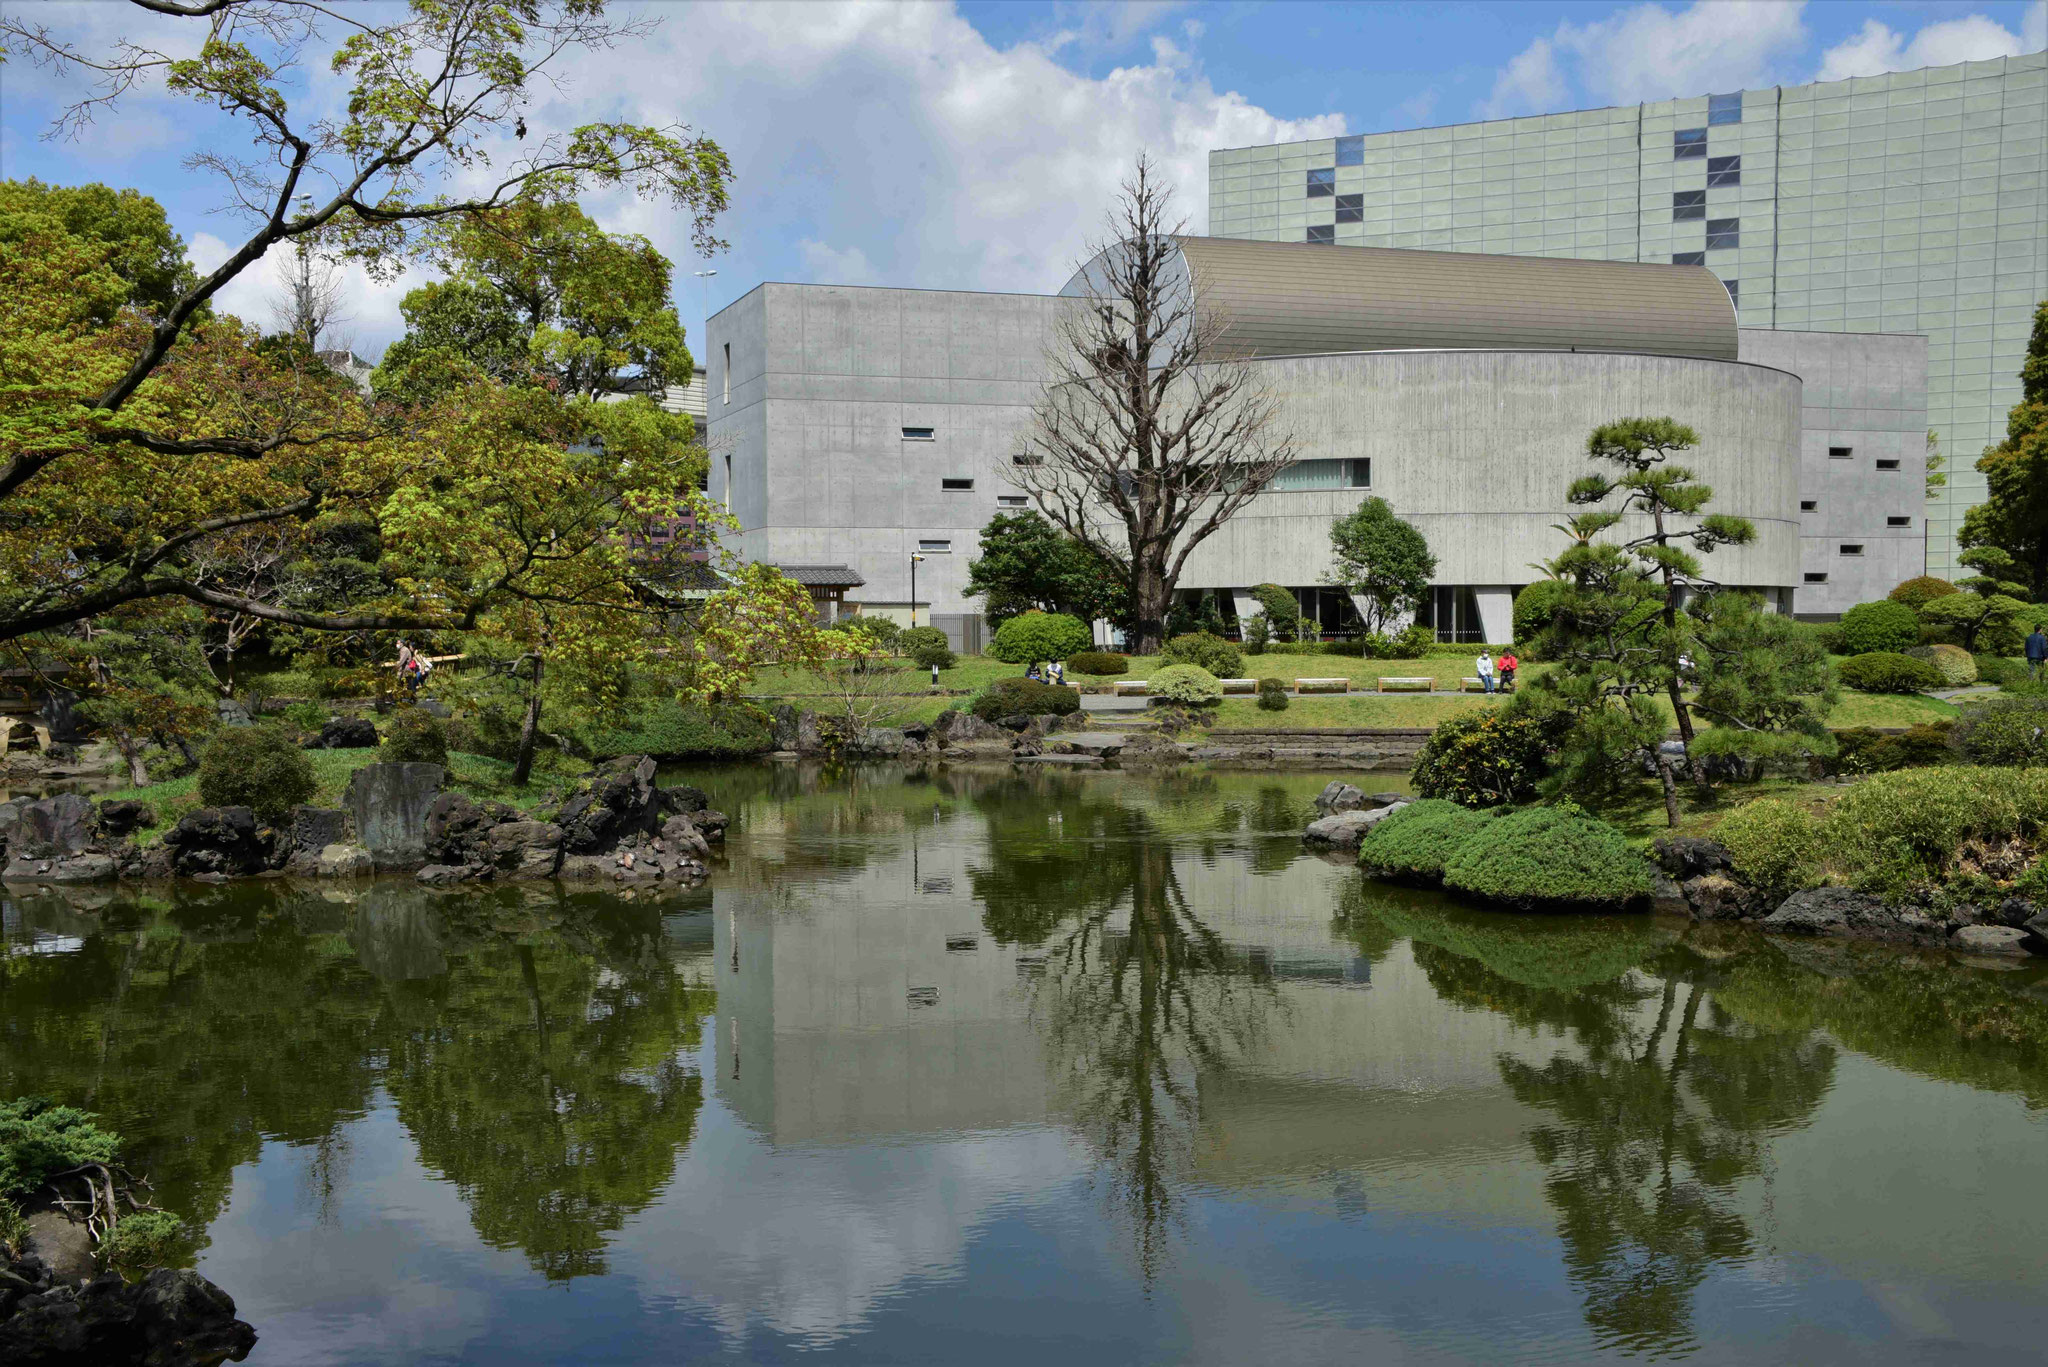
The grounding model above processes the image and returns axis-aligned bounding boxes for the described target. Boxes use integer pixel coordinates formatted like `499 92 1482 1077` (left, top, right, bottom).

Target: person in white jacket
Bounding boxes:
1476 650 1496 695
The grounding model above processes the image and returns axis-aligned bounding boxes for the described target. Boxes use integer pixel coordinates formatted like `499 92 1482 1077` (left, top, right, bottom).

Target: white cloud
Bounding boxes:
1816 12 2034 83
187 230 412 360
797 240 882 286
2026 0 2046 52
1481 1 1808 116
1478 38 1568 119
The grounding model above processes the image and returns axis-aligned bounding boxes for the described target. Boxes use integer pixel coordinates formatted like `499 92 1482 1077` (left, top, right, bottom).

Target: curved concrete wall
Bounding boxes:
1178 349 1802 593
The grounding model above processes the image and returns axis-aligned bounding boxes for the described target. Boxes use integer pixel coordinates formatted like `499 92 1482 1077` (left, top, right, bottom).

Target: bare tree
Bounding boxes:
1013 156 1298 654
270 223 352 353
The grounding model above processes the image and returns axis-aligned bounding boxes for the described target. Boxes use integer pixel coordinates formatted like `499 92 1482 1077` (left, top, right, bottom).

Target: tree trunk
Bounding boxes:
1653 750 1682 828
1132 563 1170 655
512 654 544 786
118 739 148 787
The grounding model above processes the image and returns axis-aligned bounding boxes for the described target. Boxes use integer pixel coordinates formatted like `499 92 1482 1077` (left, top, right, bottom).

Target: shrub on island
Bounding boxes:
1713 797 1825 897
1356 799 1499 886
1439 805 1653 913
1409 711 1553 808
971 677 1082 722
197 724 317 821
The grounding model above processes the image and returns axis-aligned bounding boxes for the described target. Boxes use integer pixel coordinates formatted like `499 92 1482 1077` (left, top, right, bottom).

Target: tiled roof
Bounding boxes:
775 563 866 588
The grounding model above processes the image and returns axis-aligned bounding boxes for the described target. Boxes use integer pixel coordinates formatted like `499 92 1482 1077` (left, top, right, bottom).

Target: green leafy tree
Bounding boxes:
1919 589 2028 652
964 512 1127 628
1681 591 1836 772
1326 496 1436 635
0 179 199 321
1958 300 2048 602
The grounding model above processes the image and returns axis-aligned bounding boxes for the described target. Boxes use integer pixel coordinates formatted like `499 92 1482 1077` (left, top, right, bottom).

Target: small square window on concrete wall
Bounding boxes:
1801 500 1818 511
918 539 951 553
1887 515 1911 526
903 426 935 440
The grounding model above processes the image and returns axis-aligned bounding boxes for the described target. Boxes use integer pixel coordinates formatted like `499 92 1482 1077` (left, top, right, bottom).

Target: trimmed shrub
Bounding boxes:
382 706 449 764
1513 579 1570 644
1159 631 1241 678
1714 798 1824 896
1410 711 1553 808
971 677 1081 722
1441 806 1653 912
588 701 774 759
1149 663 1223 706
1827 724 1955 775
989 611 1092 664
1974 654 2027 689
1390 624 1438 659
1250 583 1301 638
1068 650 1129 677
1906 643 1977 686
1822 765 2048 892
898 626 956 671
1357 799 1498 885
1839 600 1922 655
1952 698 2048 768
196 724 317 821
1837 651 1943 694
1889 575 1961 611
0 1097 120 1197
1256 677 1289 711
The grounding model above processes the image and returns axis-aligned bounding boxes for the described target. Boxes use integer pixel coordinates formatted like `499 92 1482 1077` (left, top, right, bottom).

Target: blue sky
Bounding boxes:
3 0 2042 362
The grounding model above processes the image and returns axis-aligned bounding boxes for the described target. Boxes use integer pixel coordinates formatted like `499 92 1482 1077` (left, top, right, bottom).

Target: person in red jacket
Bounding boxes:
1498 650 1519 692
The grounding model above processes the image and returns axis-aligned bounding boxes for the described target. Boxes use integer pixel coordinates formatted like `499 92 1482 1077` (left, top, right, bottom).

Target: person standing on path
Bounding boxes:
2028 625 2048 680
1476 650 1496 695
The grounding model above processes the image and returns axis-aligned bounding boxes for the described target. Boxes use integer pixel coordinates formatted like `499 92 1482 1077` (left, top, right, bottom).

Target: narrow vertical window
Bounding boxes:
722 342 731 404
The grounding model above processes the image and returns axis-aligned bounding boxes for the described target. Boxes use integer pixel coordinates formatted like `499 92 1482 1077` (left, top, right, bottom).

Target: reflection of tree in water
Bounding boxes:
971 781 1279 1279
1380 901 1838 1359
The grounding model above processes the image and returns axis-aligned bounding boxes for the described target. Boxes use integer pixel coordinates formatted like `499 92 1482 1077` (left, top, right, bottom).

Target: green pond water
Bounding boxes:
4 763 2048 1365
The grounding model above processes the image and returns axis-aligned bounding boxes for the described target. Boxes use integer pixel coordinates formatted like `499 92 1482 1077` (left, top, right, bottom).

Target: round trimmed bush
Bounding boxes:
1714 798 1824 897
197 724 318 821
382 706 449 763
1952 699 2048 768
1906 643 1977 686
1068 650 1129 677
1836 651 1944 694
1409 711 1553 808
1256 677 1288 712
1148 663 1222 706
898 626 955 671
857 616 903 650
1889 575 1960 611
1513 579 1570 644
1159 631 1241 678
1839 600 1922 655
971 677 1081 722
989 611 1092 664
1357 799 1498 885
1440 806 1653 912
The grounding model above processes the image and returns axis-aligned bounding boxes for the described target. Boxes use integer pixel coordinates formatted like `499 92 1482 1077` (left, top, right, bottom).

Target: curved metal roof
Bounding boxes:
1063 236 1739 362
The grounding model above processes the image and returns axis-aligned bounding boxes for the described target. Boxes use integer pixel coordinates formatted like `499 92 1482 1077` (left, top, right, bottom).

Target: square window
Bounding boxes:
1706 154 1741 187
918 539 951 554
902 426 935 441
1705 218 1740 249
997 494 1027 508
1673 189 1706 221
1673 251 1707 266
1335 193 1364 223
1305 224 1335 244
1804 572 1829 583
1839 544 1864 556
1875 458 1901 470
1887 515 1910 526
1336 135 1364 166
941 478 973 491
1829 446 1854 459
1800 500 1818 511
1674 128 1708 159
1708 92 1743 126
1306 168 1336 197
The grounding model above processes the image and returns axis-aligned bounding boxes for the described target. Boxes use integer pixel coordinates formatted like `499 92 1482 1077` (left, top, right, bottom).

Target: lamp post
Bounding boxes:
909 552 925 630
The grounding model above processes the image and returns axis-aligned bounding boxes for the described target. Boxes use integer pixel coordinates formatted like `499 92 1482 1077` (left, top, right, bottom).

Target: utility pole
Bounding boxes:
909 553 925 629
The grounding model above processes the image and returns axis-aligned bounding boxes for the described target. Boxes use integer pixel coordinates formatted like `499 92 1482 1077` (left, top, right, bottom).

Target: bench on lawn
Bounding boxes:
1376 676 1434 693
1113 680 1149 696
1296 677 1349 694
1219 678 1258 694
1457 676 1495 693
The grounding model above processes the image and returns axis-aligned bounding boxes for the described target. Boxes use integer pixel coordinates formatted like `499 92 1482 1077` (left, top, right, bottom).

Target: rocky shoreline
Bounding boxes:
0 755 727 890
2 1222 255 1366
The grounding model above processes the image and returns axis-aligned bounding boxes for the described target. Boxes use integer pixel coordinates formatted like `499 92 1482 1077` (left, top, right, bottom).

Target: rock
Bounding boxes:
658 785 710 816
693 809 730 841
1654 836 1733 879
5 852 119 883
1059 733 1129 757
415 863 476 886
2026 911 2048 947
343 762 445 869
554 755 661 854
422 792 514 867
313 717 379 749
1365 792 1408 809
315 843 373 878
1762 887 1932 943
487 820 563 878
417 699 451 719
659 814 711 859
1304 802 1407 850
1992 896 2042 929
1952 923 2033 955
288 806 350 855
94 799 152 840
162 807 276 877
1315 781 1366 813
856 727 907 756
1012 753 1102 766
0 793 97 861
1680 872 1768 922
216 697 254 727
930 710 1009 745
0 1257 256 1367
1116 733 1190 766
1652 872 1690 917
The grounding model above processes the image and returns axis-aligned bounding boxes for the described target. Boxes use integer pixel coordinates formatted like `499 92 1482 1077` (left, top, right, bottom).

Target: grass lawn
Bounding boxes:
1203 694 1494 729
1584 774 1845 845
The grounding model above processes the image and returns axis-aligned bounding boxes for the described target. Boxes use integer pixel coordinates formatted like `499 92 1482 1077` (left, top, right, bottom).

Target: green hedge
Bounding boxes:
1440 806 1653 913
1840 600 1922 654
1513 579 1570 643
588 701 774 759
1889 575 1960 611
1357 799 1498 885
1714 798 1825 896
1837 651 1943 693
898 626 955 670
382 706 449 764
1906 643 1977 686
989 612 1092 663
1951 699 2048 768
1068 650 1128 676
1822 765 2048 893
972 677 1081 721
1829 722 1955 774
1256 677 1288 711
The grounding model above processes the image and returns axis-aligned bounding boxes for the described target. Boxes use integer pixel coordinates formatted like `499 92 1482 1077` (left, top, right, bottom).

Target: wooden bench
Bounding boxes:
1457 676 1495 693
1218 677 1258 694
1113 680 1149 696
1376 676 1434 693
1297 677 1350 694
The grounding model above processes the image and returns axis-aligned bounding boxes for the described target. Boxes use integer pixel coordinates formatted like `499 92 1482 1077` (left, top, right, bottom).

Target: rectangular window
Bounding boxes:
941 478 973 491
722 342 731 404
1335 192 1364 223
997 494 1027 508
1270 458 1370 491
1305 224 1335 244
902 426 935 441
1828 446 1853 459
1012 453 1042 467
1706 154 1741 187
1336 135 1364 166
1705 218 1740 250
1839 544 1864 556
1672 189 1706 221
1674 128 1708 159
1804 572 1829 583
1672 251 1706 266
918 539 951 554
1723 279 1740 306
1708 92 1742 126
1887 515 1911 526
1306 167 1336 197
1800 499 1818 511
1875 458 1901 470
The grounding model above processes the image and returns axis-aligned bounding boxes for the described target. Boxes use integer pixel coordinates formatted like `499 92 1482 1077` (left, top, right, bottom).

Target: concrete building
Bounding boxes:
708 235 1915 643
1208 51 2048 584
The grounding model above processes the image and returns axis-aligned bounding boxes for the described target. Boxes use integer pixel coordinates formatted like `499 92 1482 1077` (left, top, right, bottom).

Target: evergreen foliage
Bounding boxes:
1836 652 1943 694
1951 699 2048 768
1839 600 1922 654
1513 579 1571 644
971 678 1081 721
1326 497 1436 635
1148 664 1223 706
1158 631 1241 678
1409 711 1555 808
1889 576 1960 611
1440 806 1653 912
196 725 318 820
1713 799 1825 896
0 1098 121 1196
1256 677 1289 711
382 707 450 765
897 627 955 670
1906 644 1978 686
1958 300 2048 602
963 511 1127 628
1068 651 1129 676
1357 799 1499 885
989 611 1093 664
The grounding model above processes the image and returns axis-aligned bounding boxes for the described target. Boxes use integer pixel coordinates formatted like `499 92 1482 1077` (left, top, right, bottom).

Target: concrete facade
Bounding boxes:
1208 51 2048 579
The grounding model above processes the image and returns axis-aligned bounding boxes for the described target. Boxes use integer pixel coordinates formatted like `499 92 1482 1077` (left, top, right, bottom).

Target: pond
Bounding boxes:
4 763 2048 1365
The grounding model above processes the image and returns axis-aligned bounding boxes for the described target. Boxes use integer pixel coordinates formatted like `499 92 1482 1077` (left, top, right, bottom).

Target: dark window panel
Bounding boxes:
1828 446 1853 459
1306 167 1336 197
1723 279 1740 306
1804 572 1828 583
1335 192 1364 223
1875 459 1901 470
902 426 935 440
1706 154 1741 187
941 478 973 491
1336 135 1363 166
1674 128 1707 158
1708 92 1742 125
1672 251 1706 266
1673 189 1706 221
1305 224 1335 244
1705 217 1740 249
1800 500 1818 511
1839 544 1865 556
1887 516 1911 526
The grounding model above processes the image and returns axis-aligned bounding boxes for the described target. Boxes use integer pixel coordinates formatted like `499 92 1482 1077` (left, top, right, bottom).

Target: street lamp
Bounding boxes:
909 553 925 630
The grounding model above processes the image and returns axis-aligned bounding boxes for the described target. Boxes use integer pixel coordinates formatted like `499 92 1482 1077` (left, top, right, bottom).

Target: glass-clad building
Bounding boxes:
1208 52 2048 578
